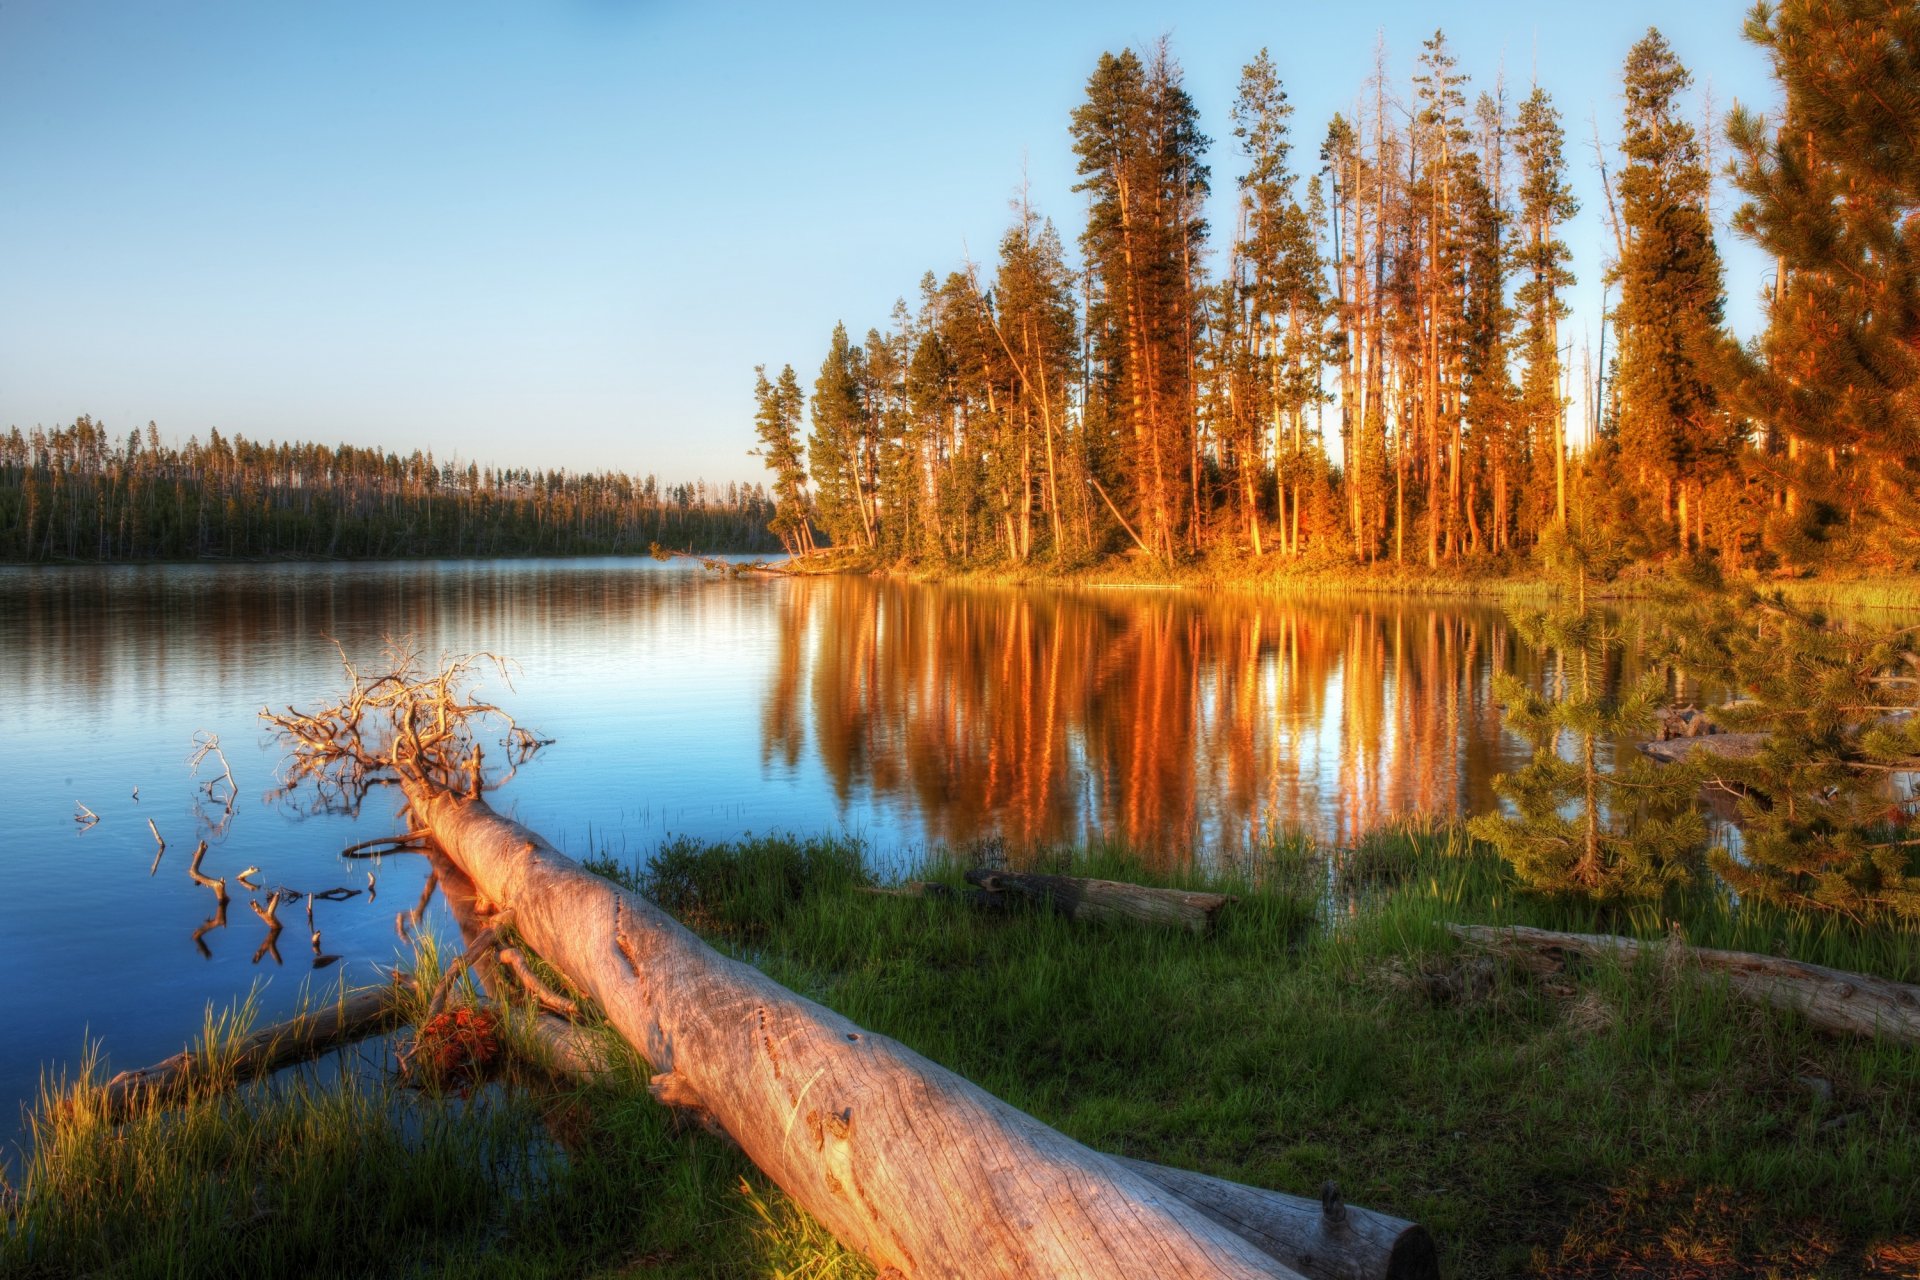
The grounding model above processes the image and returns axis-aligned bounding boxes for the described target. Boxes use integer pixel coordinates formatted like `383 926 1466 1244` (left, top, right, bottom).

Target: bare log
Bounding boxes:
99 981 408 1120
411 787 1312 1279
963 869 1234 934
1112 1159 1438 1280
1447 923 1920 1043
1636 733 1769 764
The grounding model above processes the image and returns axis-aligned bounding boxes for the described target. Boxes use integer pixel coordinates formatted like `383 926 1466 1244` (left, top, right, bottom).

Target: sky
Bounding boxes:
0 1 1778 484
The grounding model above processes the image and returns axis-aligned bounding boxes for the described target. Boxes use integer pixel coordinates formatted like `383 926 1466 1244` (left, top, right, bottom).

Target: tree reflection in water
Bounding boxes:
760 580 1623 867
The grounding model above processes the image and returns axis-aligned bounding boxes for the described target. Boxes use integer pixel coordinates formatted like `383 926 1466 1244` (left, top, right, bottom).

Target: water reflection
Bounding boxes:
763 581 1575 860
5 559 1660 1154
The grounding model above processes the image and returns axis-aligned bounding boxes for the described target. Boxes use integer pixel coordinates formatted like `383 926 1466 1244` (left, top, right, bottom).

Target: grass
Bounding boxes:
6 827 1918 1278
879 547 1920 614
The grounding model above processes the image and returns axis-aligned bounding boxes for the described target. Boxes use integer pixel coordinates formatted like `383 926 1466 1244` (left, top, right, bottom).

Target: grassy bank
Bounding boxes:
855 545 1920 612
6 829 1918 1278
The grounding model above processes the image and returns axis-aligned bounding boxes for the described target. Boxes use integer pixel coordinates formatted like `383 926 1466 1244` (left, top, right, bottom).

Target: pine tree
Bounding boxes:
808 322 876 550
1511 85 1578 539
1728 0 1920 562
1229 49 1327 560
1612 29 1736 556
753 363 813 556
1668 589 1920 920
1471 585 1704 900
1070 41 1210 560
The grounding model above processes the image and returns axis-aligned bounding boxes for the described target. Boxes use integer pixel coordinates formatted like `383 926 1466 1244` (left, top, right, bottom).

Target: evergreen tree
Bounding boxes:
808 323 876 550
1612 29 1736 556
1728 0 1920 562
1472 581 1704 900
1669 589 1920 920
1229 49 1327 558
1071 41 1210 559
1512 85 1578 539
754 364 814 555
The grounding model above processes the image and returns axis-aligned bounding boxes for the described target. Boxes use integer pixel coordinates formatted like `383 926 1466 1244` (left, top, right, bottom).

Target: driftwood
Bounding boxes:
1448 923 1920 1044
1112 1158 1437 1280
1636 733 1769 764
433 855 1427 1280
963 869 1234 934
98 981 408 1119
411 787 1323 1279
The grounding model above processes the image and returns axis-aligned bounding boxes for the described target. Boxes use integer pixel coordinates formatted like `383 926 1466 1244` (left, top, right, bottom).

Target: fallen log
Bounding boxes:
411 787 1316 1279
99 979 408 1120
1447 923 1920 1044
496 968 1434 1280
1635 733 1769 764
1112 1158 1437 1280
961 869 1234 934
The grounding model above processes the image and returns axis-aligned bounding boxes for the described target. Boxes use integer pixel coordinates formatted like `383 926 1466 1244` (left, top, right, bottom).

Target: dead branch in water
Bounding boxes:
264 641 549 816
647 543 795 576
340 829 432 858
186 841 227 906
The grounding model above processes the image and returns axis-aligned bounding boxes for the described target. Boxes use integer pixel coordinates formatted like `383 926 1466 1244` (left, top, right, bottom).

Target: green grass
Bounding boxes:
7 827 1918 1278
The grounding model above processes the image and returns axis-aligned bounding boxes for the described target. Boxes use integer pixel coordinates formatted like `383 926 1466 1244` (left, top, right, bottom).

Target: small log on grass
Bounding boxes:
1448 923 1920 1044
100 981 408 1120
411 787 1310 1279
963 868 1234 934
1113 1158 1438 1280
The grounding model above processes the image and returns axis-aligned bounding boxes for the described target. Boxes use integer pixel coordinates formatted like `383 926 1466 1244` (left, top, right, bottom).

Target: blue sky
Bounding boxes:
0 2 1774 483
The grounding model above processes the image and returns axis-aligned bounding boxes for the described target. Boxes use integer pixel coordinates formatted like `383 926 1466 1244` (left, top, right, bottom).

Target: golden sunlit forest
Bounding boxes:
753 14 1917 584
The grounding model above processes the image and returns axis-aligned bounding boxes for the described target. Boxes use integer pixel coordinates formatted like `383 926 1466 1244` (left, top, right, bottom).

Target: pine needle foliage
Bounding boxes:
1665 587 1920 920
1470 598 1706 900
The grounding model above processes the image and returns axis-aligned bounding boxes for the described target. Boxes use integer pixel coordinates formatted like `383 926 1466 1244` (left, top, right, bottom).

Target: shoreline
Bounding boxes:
7 546 1919 611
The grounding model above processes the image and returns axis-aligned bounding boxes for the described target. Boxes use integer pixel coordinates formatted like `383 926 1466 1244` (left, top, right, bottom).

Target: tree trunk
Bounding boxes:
961 869 1233 934
409 788 1310 1279
101 981 408 1120
1447 923 1920 1044
1114 1158 1438 1280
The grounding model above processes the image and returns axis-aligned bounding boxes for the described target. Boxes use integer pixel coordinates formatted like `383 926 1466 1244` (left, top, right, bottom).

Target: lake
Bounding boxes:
1 557 1582 1153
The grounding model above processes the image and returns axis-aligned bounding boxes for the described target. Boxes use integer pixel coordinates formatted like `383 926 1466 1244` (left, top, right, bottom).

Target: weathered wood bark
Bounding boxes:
1448 923 1920 1044
100 982 407 1119
1113 1158 1438 1280
411 788 1310 1279
962 869 1234 934
507 994 1433 1280
441 852 1427 1280
1635 733 1769 764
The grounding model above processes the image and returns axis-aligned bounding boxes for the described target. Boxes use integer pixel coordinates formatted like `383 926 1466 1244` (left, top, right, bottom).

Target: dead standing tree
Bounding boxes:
267 648 1435 1280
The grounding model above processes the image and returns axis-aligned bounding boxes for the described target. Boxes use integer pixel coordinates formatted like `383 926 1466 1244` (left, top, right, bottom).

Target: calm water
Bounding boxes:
1 558 1576 1152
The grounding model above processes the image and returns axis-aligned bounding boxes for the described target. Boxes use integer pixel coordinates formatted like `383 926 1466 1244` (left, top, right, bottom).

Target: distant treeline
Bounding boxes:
754 5 1920 575
0 418 781 562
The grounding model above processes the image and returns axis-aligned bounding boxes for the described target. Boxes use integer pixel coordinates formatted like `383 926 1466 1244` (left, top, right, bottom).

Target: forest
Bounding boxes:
0 417 780 561
755 8 1919 578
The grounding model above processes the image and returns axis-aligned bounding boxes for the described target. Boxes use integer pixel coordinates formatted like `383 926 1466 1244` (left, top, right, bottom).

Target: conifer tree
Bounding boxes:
1511 85 1578 538
1229 49 1327 559
1472 565 1704 899
1612 29 1736 555
808 323 877 550
1728 0 1920 560
753 363 814 556
1668 589 1920 920
1071 41 1210 559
